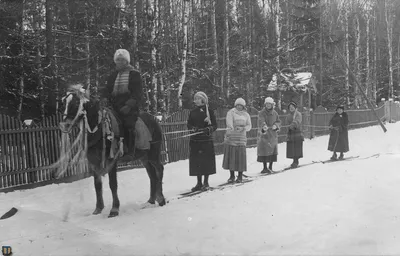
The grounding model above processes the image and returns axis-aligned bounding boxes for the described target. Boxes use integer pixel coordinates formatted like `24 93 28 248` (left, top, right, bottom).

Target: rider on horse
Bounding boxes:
100 49 143 154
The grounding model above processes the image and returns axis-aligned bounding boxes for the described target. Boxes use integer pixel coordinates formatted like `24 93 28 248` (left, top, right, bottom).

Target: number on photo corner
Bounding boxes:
2 246 12 256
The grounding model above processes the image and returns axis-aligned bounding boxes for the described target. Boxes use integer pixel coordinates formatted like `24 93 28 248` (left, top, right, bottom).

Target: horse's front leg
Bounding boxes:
108 162 120 218
93 173 104 215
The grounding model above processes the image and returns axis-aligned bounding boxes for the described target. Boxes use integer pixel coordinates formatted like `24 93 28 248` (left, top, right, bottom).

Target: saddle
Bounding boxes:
101 108 152 158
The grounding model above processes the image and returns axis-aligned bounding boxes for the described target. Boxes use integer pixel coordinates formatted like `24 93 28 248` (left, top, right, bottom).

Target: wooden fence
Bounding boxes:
0 101 395 191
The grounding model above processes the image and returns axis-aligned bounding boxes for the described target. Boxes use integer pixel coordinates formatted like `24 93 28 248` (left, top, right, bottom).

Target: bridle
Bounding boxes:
60 92 102 134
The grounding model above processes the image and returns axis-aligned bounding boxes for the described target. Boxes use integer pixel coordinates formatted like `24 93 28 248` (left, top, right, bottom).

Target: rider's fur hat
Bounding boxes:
114 49 130 63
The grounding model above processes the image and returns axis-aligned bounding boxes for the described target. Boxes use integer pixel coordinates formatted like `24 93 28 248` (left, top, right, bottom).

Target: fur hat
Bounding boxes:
114 49 130 63
194 91 211 125
288 101 297 109
264 97 275 105
234 98 246 107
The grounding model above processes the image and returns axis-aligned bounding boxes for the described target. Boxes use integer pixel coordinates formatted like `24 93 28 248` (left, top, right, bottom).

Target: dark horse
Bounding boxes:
60 85 166 217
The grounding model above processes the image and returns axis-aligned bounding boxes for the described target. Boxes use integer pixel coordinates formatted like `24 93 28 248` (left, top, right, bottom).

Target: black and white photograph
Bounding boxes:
1 0 400 255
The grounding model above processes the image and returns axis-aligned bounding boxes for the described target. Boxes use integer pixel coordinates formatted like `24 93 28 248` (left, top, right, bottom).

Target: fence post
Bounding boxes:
309 108 314 139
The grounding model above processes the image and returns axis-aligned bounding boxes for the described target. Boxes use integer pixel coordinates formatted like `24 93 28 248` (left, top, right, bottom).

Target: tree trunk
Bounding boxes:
85 7 90 89
385 0 394 100
210 0 218 87
275 0 281 110
319 1 323 106
177 0 189 108
354 14 361 107
344 3 350 106
131 0 139 69
17 0 25 121
365 13 370 107
148 0 158 113
224 0 230 100
33 0 45 119
45 0 56 114
373 5 378 104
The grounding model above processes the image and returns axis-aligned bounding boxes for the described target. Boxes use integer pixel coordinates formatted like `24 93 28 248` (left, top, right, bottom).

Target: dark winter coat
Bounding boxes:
286 109 304 142
102 69 143 113
286 109 304 159
187 105 218 176
328 112 349 153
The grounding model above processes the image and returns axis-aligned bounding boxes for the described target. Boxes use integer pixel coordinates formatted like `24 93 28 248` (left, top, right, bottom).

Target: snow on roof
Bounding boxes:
267 72 315 92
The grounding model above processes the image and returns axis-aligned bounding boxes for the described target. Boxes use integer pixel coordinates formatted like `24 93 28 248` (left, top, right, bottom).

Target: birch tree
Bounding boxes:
385 0 394 100
148 0 158 113
210 0 218 87
17 0 25 120
177 0 189 108
354 13 361 107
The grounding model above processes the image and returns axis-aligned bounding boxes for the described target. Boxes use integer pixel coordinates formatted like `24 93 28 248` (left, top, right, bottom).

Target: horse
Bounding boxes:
59 84 166 218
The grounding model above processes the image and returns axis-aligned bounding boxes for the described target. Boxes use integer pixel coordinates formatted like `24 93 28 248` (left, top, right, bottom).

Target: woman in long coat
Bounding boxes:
257 97 281 173
328 105 349 160
187 91 218 191
222 98 252 183
286 101 304 168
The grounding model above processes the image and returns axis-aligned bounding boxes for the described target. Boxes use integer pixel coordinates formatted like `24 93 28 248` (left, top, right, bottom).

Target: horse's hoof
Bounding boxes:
158 199 166 207
92 208 103 215
108 211 119 218
147 200 156 205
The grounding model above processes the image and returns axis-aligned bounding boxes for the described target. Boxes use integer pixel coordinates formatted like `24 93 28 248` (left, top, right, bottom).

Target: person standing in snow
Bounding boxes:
328 105 349 160
286 101 304 168
257 97 281 173
222 98 252 183
187 91 218 191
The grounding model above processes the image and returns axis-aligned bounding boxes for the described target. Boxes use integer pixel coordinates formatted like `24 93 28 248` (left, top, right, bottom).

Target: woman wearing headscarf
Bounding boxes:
187 91 218 191
257 97 281 173
222 98 252 183
286 101 304 168
100 49 142 154
328 105 349 160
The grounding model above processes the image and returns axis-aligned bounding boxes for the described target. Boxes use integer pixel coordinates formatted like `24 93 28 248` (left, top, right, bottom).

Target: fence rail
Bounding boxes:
0 101 397 191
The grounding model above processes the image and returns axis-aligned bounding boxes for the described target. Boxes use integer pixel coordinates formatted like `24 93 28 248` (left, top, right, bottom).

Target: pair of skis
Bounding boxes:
178 179 253 199
178 153 378 199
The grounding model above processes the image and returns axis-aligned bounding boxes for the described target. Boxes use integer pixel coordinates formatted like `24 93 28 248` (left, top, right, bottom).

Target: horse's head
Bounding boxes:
60 83 90 132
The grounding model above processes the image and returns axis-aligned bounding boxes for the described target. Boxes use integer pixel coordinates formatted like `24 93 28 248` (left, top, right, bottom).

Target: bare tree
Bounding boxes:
385 0 394 100
177 0 189 108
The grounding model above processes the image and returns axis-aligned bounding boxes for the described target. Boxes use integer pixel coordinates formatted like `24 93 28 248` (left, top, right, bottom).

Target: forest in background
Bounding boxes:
1 0 400 121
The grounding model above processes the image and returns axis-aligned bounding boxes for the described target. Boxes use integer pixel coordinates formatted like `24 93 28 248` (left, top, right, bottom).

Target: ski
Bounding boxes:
217 179 253 188
316 155 360 164
178 187 214 198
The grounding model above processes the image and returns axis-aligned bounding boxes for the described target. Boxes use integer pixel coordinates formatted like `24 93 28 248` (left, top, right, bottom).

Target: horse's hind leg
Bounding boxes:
142 160 156 204
149 159 166 207
93 173 104 215
108 163 120 218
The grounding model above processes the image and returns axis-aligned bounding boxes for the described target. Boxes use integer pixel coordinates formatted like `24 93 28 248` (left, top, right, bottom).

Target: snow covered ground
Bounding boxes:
1 123 400 256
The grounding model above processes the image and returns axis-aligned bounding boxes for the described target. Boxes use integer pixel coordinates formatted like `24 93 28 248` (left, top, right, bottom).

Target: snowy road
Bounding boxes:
1 123 400 255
